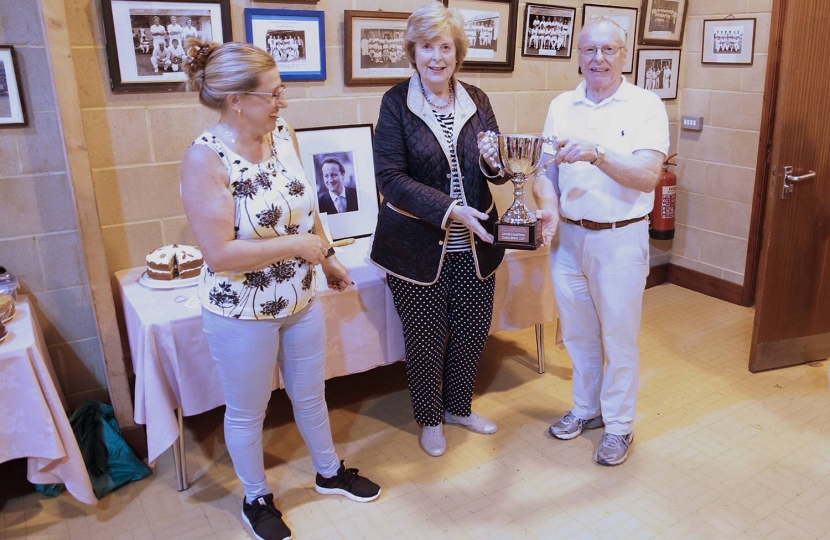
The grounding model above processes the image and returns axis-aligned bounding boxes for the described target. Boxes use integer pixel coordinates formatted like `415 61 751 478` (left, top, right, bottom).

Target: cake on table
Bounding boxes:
146 244 203 281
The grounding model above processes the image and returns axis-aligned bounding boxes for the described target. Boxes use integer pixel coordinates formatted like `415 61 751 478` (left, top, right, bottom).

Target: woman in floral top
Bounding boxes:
182 40 380 540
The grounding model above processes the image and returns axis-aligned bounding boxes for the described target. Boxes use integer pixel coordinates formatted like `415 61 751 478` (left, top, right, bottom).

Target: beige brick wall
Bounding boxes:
0 0 108 410
66 0 664 273
14 0 767 404
673 0 772 284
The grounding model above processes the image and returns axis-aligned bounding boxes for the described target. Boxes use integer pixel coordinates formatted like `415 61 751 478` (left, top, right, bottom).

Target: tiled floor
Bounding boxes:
3 284 830 539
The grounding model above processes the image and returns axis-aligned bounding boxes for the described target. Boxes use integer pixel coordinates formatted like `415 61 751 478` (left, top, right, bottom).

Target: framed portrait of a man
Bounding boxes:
295 124 379 240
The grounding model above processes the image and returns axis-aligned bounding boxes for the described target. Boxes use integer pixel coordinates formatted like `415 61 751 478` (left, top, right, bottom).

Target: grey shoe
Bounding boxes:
419 424 446 457
549 411 604 440
594 432 633 466
444 411 498 434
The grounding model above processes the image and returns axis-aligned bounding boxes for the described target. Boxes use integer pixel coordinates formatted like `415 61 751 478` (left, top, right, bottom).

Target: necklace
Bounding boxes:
420 77 454 110
217 122 237 149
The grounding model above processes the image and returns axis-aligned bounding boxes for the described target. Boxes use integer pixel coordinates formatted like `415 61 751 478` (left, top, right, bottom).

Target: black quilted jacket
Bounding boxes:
370 77 508 284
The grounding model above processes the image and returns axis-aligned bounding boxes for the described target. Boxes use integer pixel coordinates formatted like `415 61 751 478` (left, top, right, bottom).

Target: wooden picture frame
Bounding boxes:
635 48 680 100
638 0 688 46
582 4 637 74
245 8 326 81
701 18 756 65
521 3 576 59
344 10 412 87
0 46 28 127
100 0 232 93
443 0 518 72
295 124 379 241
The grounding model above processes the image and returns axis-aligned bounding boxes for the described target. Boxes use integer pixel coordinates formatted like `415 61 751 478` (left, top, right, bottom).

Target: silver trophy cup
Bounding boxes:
488 133 556 249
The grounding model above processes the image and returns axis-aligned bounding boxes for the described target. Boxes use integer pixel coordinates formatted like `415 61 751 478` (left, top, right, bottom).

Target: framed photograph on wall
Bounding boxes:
443 0 518 72
582 4 637 74
702 18 756 65
100 0 231 93
635 48 679 100
638 0 688 46
295 124 379 240
244 8 326 81
344 10 412 87
521 4 576 59
0 46 28 127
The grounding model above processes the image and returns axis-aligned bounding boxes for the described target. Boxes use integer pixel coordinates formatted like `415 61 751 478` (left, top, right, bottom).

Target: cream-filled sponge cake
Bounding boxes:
146 244 203 280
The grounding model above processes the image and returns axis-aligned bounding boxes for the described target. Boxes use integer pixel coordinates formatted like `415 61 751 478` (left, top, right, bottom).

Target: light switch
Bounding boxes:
681 116 703 131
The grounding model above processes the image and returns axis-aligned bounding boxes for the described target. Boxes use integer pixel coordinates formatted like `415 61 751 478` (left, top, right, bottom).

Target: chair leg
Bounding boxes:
535 323 546 374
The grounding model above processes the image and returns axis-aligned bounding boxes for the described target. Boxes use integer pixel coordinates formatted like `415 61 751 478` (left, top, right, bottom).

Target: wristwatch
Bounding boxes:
591 144 606 166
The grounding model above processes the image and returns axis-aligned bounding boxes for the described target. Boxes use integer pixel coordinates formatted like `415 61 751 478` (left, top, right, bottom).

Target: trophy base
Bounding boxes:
493 221 541 250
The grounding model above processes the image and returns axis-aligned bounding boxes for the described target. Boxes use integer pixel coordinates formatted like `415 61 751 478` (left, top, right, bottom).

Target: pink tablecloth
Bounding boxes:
115 238 555 463
0 298 97 504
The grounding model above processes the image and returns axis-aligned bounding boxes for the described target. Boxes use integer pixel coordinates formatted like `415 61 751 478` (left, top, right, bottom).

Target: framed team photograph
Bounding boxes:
443 0 518 72
100 0 231 93
244 8 326 81
701 18 756 65
0 46 28 127
638 0 688 46
582 4 637 74
635 48 679 100
344 10 412 87
295 124 379 240
521 4 575 59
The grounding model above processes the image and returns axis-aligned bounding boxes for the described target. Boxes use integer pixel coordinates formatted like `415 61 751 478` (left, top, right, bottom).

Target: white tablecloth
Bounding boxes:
115 238 555 463
0 298 97 504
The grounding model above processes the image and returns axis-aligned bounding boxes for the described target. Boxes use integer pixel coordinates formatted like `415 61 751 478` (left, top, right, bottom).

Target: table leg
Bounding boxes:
174 408 189 491
535 324 546 374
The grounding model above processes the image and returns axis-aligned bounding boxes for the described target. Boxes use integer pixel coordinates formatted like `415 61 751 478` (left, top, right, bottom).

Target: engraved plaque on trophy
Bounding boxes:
488 134 555 250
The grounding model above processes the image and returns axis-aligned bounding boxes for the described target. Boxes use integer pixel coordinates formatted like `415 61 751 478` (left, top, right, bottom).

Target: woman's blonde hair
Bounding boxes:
404 1 468 71
183 39 276 110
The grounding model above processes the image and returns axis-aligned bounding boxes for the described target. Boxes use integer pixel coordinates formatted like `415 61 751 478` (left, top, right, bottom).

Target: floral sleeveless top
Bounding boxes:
192 118 318 320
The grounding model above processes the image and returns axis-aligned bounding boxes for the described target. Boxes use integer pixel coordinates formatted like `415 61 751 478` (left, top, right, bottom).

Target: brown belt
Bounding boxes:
560 215 648 231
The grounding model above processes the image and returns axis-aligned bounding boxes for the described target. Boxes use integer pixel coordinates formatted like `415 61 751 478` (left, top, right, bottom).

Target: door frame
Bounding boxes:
740 0 785 307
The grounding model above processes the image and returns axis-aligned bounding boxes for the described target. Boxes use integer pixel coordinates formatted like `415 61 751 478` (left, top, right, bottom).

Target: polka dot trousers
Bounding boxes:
387 251 496 427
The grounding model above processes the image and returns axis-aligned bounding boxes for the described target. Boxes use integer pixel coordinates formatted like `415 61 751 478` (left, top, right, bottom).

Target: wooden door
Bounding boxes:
749 0 830 371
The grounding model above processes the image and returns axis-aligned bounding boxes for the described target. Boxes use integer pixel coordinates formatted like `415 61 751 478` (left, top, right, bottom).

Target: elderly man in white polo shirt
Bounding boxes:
533 17 669 466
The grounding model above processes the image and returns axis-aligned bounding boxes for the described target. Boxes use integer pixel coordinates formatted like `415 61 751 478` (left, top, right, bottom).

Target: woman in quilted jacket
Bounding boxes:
371 1 509 457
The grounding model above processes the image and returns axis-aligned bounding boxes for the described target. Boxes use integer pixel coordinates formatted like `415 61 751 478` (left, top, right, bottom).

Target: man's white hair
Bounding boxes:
578 16 627 45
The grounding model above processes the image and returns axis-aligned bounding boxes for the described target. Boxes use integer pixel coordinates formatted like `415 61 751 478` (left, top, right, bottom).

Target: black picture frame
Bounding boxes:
701 18 756 65
244 8 326 82
638 0 689 46
521 4 576 59
635 48 680 100
0 46 28 127
294 124 379 241
100 0 232 93
443 0 519 72
344 10 412 87
582 4 638 74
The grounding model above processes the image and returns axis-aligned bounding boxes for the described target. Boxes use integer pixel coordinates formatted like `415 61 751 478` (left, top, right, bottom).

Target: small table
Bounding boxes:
116 239 555 490
0 298 97 504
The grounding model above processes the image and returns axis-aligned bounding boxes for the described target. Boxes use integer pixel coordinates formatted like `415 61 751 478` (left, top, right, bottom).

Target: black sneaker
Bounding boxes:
241 494 292 540
314 460 381 502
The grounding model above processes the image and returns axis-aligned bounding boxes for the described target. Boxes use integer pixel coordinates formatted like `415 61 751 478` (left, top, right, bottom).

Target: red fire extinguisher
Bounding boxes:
649 153 677 240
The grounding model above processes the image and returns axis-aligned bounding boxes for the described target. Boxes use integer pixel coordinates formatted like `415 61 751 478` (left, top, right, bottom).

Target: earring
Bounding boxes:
236 108 242 116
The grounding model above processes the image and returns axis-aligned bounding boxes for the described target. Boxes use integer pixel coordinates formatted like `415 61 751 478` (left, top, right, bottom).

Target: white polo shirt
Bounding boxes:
542 79 669 223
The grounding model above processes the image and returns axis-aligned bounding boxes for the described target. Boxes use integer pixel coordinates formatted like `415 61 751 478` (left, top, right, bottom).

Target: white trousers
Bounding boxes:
202 300 340 502
551 219 649 435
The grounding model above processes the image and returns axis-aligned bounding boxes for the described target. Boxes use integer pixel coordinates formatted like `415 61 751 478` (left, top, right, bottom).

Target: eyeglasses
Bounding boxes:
244 84 287 102
578 46 624 57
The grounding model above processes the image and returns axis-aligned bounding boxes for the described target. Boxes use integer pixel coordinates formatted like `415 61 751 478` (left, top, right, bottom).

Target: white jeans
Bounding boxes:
202 300 340 502
551 219 649 435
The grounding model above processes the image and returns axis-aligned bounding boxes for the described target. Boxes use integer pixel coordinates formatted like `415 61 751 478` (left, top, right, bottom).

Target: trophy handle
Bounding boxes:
533 136 558 173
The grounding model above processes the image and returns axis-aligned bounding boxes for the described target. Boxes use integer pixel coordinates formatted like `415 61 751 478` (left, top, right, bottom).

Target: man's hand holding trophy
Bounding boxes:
477 131 557 250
